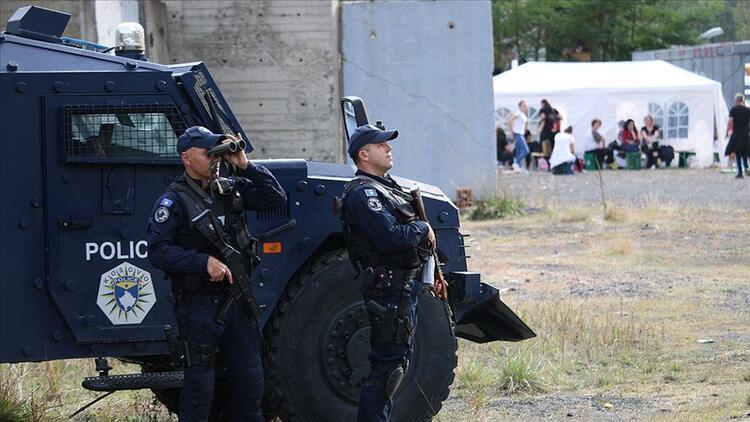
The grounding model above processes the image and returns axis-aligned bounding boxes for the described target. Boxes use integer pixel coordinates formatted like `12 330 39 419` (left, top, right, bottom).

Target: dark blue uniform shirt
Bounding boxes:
146 162 286 275
342 170 429 254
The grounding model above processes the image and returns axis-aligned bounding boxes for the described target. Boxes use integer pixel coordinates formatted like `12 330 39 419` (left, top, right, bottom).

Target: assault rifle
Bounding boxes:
215 243 261 324
189 209 261 324
409 188 448 300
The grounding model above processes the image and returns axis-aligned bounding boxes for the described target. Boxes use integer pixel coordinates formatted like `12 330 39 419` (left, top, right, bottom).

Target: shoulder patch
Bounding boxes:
160 197 174 207
364 188 378 197
367 197 383 211
154 206 170 223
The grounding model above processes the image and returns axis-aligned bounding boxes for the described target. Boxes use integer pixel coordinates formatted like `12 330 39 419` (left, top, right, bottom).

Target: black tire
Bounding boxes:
264 249 457 421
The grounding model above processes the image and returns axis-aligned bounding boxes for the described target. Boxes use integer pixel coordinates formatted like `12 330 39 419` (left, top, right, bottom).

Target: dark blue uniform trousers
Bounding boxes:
358 278 419 422
178 294 264 422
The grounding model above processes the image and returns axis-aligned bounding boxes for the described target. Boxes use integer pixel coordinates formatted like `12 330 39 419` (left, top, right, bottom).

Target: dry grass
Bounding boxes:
3 201 750 420
449 202 750 419
551 206 592 223
0 359 174 421
603 233 633 256
603 204 627 222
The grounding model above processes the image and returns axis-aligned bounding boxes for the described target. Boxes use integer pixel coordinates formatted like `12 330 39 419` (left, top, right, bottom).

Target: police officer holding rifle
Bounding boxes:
340 124 447 422
146 126 286 421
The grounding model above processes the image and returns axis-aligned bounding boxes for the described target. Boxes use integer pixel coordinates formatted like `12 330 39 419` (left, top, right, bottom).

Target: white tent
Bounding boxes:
493 61 728 167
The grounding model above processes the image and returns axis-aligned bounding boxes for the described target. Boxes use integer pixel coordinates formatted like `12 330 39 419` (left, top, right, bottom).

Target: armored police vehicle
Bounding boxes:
0 5 535 420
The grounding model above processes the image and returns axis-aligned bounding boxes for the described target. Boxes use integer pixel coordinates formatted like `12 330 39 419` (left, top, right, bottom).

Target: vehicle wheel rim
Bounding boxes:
320 301 370 404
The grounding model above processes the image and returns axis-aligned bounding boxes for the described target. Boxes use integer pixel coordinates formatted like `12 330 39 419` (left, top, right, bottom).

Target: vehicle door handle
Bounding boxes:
57 219 92 230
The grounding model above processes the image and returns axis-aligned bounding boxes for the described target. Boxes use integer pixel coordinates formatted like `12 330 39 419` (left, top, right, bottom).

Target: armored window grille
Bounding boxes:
192 70 235 135
64 104 186 163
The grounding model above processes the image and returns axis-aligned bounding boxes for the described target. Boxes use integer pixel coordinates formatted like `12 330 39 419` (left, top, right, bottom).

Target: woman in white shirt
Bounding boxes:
507 101 530 172
549 126 577 174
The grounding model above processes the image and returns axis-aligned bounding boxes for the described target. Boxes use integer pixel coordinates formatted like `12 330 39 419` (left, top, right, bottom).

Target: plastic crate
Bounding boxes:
584 151 599 170
626 152 641 170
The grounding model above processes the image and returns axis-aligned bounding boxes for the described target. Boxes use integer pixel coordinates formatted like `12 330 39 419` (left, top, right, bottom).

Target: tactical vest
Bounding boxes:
341 176 429 271
168 175 255 293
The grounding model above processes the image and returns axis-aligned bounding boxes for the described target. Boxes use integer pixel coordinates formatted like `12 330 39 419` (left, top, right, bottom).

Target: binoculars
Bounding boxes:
207 138 246 156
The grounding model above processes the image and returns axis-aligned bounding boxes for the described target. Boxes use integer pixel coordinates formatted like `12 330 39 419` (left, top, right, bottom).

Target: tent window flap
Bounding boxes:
667 101 689 139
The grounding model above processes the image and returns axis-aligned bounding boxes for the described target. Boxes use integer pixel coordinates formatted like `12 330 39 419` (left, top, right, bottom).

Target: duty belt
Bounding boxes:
380 267 421 280
365 276 417 345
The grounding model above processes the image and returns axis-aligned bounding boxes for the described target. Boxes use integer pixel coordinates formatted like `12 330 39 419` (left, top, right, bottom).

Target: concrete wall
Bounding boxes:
160 0 342 161
1 1 89 39
341 0 497 200
93 0 139 47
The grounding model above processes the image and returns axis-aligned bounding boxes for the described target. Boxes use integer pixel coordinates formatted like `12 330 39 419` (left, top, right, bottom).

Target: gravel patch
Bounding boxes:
497 168 750 208
442 393 666 421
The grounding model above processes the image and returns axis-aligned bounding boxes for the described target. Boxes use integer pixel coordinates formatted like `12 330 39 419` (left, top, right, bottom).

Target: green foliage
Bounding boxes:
0 367 31 422
468 196 526 220
730 0 750 40
492 0 739 71
0 401 28 422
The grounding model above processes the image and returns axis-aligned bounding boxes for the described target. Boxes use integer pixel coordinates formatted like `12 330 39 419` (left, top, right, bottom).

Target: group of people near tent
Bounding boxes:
496 98 678 175
493 61 729 169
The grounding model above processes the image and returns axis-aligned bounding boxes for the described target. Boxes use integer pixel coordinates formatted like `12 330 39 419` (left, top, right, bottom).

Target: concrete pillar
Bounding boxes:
160 0 342 161
341 0 497 199
93 0 140 47
139 0 171 63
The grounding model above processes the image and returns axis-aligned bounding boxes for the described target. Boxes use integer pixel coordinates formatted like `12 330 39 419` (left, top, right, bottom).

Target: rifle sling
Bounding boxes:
172 179 261 323
351 175 413 202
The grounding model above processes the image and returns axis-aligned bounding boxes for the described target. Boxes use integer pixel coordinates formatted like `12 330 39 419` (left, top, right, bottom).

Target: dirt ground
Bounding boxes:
3 169 750 421
439 168 750 421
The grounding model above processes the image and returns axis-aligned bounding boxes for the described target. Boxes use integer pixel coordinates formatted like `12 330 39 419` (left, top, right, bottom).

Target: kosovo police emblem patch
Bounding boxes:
154 206 170 223
367 197 383 211
96 262 156 325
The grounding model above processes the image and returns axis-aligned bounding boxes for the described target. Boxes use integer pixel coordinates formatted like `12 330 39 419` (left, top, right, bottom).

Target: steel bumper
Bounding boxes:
448 271 536 343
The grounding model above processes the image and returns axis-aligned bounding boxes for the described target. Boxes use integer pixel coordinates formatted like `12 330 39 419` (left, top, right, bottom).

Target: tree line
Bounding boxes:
493 0 750 72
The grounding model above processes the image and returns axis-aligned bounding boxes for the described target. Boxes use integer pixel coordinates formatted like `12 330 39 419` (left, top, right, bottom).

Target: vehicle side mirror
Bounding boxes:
340 96 370 143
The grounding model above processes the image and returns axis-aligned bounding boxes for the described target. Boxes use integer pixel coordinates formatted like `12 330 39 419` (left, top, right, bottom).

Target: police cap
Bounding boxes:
347 124 399 159
176 126 226 154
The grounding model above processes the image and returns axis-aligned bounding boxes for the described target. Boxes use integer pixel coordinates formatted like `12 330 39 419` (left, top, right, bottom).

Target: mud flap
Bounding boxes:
449 272 536 343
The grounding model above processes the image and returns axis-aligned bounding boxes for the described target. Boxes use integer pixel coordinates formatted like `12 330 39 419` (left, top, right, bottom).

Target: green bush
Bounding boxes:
468 196 525 220
495 348 546 394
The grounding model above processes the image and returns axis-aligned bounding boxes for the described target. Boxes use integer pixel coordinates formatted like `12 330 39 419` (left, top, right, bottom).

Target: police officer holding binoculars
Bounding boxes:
146 126 286 421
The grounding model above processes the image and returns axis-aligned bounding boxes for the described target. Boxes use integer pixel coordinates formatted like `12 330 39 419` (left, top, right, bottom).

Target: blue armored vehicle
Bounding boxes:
0 5 534 420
